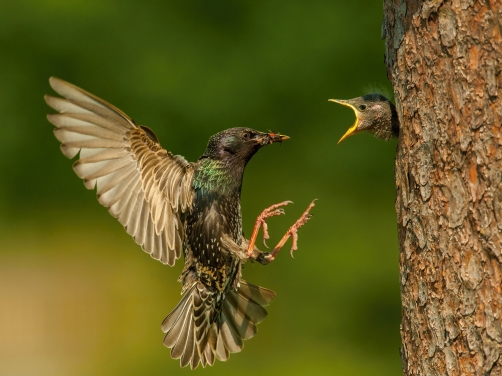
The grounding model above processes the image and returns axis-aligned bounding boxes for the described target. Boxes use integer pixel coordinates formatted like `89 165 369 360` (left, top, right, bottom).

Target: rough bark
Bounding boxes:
383 1 502 375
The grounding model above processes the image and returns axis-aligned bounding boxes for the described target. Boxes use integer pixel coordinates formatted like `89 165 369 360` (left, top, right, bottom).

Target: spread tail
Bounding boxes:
161 280 275 369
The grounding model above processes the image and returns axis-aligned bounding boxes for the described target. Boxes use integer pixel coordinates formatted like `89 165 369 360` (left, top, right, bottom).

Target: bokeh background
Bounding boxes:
0 1 400 375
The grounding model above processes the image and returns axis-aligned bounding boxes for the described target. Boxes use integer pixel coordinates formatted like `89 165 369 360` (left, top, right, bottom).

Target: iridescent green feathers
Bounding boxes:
193 159 242 196
193 127 275 197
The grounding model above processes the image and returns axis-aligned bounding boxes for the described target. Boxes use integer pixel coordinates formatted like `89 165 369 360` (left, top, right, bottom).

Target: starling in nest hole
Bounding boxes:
45 77 315 369
329 94 399 143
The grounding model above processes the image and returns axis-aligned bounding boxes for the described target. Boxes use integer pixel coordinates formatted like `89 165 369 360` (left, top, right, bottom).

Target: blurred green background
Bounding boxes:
0 1 400 375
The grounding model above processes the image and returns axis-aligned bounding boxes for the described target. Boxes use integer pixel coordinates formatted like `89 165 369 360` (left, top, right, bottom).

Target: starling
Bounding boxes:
45 77 315 369
329 94 399 143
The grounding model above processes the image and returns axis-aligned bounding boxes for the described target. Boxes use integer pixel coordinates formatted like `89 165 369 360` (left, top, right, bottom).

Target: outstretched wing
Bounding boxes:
45 77 194 266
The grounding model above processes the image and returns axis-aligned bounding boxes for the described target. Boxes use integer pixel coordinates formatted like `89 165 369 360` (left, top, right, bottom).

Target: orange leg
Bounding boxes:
246 201 293 258
259 199 316 264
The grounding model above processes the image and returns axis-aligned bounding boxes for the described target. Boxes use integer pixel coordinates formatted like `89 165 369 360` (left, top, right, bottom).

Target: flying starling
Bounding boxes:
329 94 399 143
45 77 315 369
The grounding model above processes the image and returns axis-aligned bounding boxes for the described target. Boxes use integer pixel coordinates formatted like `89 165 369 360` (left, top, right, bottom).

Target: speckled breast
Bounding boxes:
186 194 242 293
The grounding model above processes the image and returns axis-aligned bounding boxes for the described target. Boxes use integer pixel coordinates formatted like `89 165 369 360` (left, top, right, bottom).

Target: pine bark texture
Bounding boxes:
383 1 502 375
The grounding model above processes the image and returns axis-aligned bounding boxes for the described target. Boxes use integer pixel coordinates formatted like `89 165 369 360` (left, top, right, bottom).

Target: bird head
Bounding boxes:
201 127 289 164
329 94 397 143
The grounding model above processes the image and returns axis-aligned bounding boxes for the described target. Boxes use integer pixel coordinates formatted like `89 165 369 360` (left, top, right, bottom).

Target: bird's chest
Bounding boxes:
185 194 242 292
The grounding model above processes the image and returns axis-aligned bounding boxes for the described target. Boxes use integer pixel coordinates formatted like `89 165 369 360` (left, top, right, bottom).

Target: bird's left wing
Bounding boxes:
45 77 194 266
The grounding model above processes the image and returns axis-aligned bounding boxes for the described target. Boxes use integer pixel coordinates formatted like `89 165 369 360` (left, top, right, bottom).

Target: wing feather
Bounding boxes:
48 114 125 140
45 95 92 115
111 177 142 218
46 77 194 266
96 164 136 197
78 148 126 165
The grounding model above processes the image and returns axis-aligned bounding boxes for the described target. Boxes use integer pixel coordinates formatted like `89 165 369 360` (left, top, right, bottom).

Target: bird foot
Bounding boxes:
262 199 316 263
245 201 293 258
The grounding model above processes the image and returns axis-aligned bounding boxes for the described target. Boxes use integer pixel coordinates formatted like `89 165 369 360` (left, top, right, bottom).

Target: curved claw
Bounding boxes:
261 221 270 249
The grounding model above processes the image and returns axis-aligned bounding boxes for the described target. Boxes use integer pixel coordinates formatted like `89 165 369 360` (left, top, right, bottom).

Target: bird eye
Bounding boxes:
359 104 367 111
242 132 251 139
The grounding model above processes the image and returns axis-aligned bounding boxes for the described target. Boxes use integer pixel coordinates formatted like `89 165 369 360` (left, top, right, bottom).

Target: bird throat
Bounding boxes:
193 158 244 198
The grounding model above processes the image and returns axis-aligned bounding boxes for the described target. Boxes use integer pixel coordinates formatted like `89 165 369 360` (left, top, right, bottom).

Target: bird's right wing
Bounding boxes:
45 77 194 266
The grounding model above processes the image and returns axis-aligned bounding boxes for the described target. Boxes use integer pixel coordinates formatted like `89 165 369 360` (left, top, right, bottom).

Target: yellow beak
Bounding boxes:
328 99 360 144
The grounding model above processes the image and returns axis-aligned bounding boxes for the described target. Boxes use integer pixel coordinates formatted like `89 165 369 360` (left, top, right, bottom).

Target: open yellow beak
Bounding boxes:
328 99 360 144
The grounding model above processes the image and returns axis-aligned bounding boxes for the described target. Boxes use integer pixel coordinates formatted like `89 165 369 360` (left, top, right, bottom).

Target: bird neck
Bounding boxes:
370 102 400 141
193 158 244 198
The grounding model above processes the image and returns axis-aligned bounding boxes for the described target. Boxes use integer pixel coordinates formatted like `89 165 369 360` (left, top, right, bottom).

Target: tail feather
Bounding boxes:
161 285 193 348
189 337 200 369
215 329 230 361
162 280 275 369
238 280 276 306
219 312 244 353
200 337 215 367
170 307 191 359
226 290 267 325
193 285 214 347
179 318 195 367
222 299 256 340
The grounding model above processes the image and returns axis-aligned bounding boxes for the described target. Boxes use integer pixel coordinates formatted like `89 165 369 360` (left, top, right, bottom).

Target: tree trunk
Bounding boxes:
383 1 502 375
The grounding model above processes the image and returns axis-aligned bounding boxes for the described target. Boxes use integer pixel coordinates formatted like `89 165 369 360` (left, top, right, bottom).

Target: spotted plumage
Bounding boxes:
45 77 298 369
